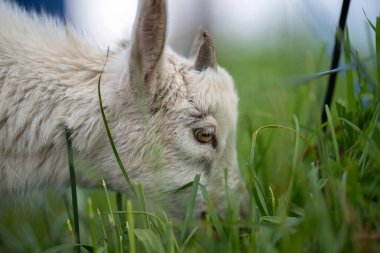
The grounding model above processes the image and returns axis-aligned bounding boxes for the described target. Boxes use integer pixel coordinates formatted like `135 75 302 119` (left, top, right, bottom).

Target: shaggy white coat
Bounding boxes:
0 0 242 217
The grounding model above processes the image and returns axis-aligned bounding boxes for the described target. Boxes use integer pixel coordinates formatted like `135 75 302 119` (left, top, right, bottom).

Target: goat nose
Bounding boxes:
200 210 208 220
200 210 219 238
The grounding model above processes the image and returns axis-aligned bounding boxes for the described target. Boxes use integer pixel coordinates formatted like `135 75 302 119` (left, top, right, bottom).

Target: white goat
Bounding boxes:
0 0 242 217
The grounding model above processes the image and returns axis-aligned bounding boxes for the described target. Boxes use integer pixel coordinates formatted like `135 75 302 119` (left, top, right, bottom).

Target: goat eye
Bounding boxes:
194 127 215 144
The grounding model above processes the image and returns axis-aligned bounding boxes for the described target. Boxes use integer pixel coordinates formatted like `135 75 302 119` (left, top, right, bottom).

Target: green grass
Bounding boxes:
1 17 380 253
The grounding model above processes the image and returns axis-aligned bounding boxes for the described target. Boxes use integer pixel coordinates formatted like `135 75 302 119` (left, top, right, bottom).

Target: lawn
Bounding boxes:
0 16 379 253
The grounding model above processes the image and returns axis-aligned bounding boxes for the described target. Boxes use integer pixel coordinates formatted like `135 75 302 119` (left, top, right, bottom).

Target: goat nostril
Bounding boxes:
200 210 219 238
200 210 208 220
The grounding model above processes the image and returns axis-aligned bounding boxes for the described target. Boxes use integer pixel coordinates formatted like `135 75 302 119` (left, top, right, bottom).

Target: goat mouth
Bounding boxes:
199 210 227 239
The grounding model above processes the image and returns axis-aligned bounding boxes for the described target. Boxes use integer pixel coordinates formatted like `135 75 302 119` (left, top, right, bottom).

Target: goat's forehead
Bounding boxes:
186 68 237 116
162 54 237 120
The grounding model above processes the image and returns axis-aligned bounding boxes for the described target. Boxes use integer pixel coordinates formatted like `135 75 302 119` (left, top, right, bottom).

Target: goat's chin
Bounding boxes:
136 189 201 220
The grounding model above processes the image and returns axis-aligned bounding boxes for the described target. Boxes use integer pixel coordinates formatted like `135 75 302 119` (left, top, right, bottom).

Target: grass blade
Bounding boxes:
249 125 304 216
325 105 341 165
102 179 121 252
248 128 270 216
97 48 136 196
285 116 301 210
180 227 199 252
180 174 201 244
127 200 136 253
343 29 356 112
134 229 165 253
97 209 109 252
65 127 81 253
376 17 380 87
87 198 97 253
135 183 150 230
199 184 228 241
363 9 376 31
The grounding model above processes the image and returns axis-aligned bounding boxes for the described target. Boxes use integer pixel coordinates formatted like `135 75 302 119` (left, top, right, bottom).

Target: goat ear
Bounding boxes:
130 0 167 90
191 29 217 71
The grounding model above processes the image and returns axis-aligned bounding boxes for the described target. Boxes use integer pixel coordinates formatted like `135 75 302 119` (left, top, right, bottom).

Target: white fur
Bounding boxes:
0 0 242 217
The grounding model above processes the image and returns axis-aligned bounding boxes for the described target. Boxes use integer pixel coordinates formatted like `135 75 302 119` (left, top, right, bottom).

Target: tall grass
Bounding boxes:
1 14 379 253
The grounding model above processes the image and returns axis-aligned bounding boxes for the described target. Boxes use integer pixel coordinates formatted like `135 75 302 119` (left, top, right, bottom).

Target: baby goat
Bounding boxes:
0 0 242 217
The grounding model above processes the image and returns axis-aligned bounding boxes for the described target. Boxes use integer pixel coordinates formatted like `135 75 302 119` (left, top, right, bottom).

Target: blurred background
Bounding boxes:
13 0 379 54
